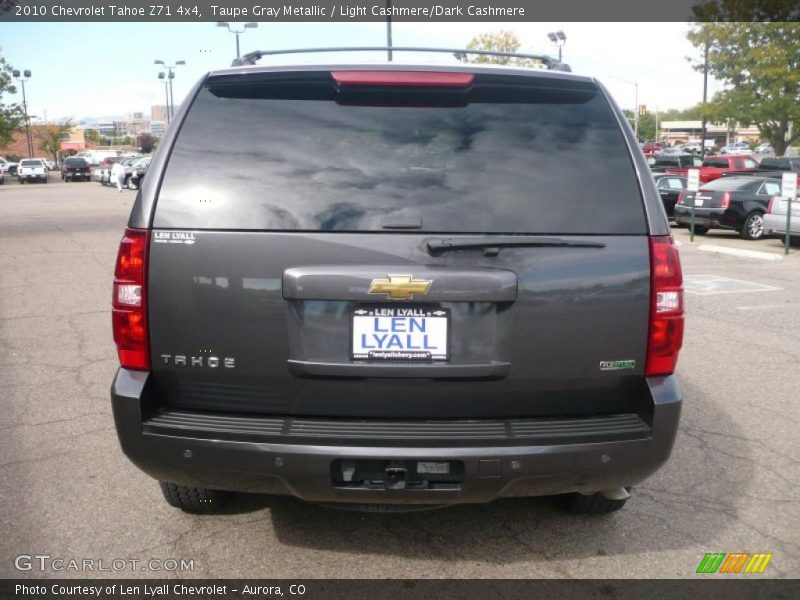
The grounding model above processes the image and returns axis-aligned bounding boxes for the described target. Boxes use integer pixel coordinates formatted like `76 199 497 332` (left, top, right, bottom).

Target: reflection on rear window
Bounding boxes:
155 73 646 234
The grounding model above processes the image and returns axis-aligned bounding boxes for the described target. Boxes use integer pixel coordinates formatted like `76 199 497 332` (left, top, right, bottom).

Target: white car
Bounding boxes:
17 158 48 183
34 156 55 170
754 143 774 154
0 157 18 175
720 142 752 155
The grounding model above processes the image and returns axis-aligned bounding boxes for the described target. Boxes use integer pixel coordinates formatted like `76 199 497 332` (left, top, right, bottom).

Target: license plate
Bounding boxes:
351 305 449 361
694 198 704 207
417 462 450 475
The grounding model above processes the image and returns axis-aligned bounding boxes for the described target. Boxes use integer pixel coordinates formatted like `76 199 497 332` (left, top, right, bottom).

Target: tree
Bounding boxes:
137 132 155 154
456 30 544 68
0 49 24 148
37 119 73 165
84 128 101 144
687 22 800 155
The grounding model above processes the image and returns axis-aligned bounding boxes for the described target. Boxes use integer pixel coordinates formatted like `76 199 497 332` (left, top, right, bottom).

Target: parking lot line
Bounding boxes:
735 303 800 311
697 244 784 261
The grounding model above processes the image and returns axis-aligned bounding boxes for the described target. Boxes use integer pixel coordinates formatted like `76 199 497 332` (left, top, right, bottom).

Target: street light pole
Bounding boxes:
608 75 639 140
12 69 33 158
217 22 258 60
154 60 185 120
386 1 393 61
700 40 709 158
158 72 170 125
546 31 567 63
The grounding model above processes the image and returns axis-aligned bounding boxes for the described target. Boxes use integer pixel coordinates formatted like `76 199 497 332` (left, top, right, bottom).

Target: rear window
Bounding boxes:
759 158 795 171
20 159 42 167
64 158 87 167
703 158 730 168
701 178 761 191
155 72 646 234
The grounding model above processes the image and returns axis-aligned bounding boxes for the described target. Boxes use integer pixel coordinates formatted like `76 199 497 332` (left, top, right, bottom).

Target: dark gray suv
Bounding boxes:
111 55 684 514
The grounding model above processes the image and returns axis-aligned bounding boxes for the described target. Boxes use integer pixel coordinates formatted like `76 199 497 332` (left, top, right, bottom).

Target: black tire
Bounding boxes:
159 482 232 513
691 225 708 235
127 177 139 190
562 491 629 514
740 211 765 240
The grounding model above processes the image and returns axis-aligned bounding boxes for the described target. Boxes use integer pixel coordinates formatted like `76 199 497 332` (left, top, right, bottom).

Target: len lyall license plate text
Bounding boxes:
352 306 449 361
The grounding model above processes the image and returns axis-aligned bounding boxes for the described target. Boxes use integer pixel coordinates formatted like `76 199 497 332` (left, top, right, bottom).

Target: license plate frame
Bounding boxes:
350 304 450 362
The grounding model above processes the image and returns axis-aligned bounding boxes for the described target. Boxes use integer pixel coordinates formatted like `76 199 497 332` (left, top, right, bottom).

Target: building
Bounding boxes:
660 121 761 147
151 105 169 124
150 121 165 136
60 126 87 154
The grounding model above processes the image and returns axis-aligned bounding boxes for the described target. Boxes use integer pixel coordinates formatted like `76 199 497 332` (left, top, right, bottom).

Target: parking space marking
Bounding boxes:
735 303 800 311
697 244 783 261
684 275 783 296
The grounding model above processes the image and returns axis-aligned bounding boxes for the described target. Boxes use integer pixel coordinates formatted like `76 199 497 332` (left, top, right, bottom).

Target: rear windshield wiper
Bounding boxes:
427 236 606 256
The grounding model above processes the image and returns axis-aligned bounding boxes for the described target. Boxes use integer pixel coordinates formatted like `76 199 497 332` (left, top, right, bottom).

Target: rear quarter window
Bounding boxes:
154 72 647 235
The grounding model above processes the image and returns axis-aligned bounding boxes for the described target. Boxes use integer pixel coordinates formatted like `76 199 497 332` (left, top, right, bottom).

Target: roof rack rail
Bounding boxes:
230 46 571 72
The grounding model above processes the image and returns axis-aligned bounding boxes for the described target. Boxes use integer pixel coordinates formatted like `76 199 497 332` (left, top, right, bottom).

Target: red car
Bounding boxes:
641 142 662 157
667 155 760 184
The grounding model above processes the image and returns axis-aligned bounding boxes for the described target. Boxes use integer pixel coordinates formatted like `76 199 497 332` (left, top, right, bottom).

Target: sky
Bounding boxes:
0 21 726 122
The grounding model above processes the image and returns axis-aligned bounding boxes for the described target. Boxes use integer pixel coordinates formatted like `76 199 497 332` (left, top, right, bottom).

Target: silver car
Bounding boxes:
764 194 800 238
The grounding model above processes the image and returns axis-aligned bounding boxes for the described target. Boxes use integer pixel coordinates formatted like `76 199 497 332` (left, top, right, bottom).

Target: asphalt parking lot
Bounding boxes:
1 176 798 579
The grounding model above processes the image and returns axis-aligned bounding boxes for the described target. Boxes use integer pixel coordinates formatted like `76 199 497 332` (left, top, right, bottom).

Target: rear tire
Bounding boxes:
740 212 765 240
691 225 708 235
128 177 139 190
159 482 232 513
562 491 629 514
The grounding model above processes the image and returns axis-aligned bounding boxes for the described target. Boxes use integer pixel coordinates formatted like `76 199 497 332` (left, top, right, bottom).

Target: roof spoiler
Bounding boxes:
230 46 572 72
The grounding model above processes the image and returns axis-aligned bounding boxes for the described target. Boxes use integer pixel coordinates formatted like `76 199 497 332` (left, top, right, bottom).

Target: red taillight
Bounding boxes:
766 196 777 214
720 191 731 209
112 228 150 370
646 236 684 377
331 71 475 87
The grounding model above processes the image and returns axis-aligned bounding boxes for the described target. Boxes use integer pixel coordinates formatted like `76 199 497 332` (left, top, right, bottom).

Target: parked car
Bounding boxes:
719 142 752 155
17 158 48 183
666 154 760 184
80 149 120 166
653 174 687 217
681 141 716 154
0 156 18 176
0 169 4 185
641 142 661 157
654 147 686 157
127 156 151 190
61 157 91 182
110 59 685 516
764 196 800 239
34 157 56 170
649 155 703 172
750 156 800 176
674 176 781 239
754 143 774 154
94 156 122 185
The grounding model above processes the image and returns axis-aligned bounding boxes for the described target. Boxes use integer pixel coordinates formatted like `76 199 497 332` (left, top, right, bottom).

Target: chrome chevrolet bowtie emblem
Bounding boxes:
368 275 432 300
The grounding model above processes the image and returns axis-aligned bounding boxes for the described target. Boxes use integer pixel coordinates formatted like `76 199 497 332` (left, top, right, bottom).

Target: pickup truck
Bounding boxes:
17 158 48 184
723 156 800 180
666 155 760 184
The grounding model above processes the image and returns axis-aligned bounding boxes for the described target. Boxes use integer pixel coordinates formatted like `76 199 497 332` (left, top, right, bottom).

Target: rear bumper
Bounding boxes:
674 206 728 229
111 369 682 504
